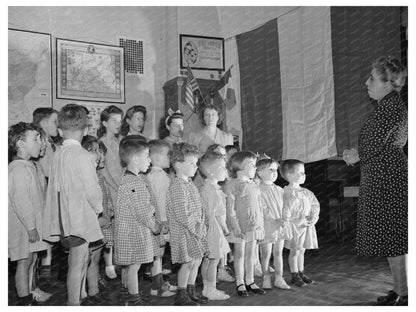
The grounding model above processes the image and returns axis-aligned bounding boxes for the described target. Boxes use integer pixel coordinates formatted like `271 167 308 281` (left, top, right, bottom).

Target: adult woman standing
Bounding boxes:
120 105 147 141
343 57 407 306
188 104 233 154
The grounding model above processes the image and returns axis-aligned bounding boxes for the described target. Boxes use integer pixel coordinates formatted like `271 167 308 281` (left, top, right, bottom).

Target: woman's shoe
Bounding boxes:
236 284 249 297
374 290 399 306
245 283 266 295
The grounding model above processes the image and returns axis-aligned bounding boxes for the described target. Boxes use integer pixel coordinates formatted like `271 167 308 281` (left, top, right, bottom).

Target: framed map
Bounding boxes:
56 38 125 103
180 34 225 71
8 29 52 126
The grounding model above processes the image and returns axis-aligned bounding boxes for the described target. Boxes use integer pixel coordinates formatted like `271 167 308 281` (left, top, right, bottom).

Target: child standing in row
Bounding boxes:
32 107 59 282
44 104 103 305
225 151 266 297
9 123 49 305
256 156 292 290
199 151 231 300
147 139 176 297
167 143 208 306
280 159 319 287
113 139 160 306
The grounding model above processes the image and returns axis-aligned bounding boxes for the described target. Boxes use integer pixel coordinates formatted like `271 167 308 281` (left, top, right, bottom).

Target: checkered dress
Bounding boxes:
167 177 207 264
114 171 161 266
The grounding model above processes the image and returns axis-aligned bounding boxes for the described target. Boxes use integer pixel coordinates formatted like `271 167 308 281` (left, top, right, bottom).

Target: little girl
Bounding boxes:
80 135 115 304
199 152 231 300
256 156 292 290
9 122 49 305
163 109 184 146
280 159 319 287
225 151 265 296
166 142 208 306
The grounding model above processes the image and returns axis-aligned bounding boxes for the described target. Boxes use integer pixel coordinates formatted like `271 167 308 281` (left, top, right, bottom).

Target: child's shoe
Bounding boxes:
299 271 314 284
125 293 150 306
174 289 198 306
31 287 52 302
245 283 266 295
236 284 249 297
205 288 230 300
186 284 209 304
105 265 117 279
262 275 272 290
274 276 291 290
217 267 235 282
17 294 37 306
163 281 177 292
290 272 307 287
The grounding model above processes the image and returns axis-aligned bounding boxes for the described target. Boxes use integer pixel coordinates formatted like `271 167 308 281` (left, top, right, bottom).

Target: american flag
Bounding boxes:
185 64 199 112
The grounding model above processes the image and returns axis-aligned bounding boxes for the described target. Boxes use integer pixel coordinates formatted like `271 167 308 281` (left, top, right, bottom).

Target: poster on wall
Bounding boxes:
56 38 125 103
180 34 225 71
8 29 52 126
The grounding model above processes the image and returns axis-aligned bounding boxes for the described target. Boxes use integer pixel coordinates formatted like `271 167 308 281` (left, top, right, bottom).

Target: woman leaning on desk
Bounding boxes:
343 56 407 306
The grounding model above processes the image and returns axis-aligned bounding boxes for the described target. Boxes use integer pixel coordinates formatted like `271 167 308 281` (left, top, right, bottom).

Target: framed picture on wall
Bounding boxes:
180 34 225 71
8 28 52 126
56 38 125 103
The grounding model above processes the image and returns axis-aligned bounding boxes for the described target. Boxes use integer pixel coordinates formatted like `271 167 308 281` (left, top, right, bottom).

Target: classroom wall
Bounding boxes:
8 6 298 138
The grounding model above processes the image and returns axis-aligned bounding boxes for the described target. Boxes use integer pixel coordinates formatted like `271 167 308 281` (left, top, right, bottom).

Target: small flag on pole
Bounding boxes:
184 64 199 112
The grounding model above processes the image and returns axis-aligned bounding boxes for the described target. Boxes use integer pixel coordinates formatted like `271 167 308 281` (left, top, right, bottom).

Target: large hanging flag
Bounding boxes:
236 6 401 162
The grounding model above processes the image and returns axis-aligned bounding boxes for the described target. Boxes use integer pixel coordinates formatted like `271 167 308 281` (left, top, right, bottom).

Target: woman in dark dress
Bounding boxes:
343 57 407 306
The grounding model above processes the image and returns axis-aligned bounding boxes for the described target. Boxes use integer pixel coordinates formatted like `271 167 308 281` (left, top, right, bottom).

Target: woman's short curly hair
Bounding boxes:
373 56 407 92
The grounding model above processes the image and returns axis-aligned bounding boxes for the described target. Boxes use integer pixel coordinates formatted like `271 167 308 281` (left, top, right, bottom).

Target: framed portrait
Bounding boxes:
56 38 125 103
8 28 52 126
180 34 225 71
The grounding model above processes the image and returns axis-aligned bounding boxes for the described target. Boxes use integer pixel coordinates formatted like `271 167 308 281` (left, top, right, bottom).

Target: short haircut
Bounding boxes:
58 104 89 131
226 151 257 179
32 107 58 128
256 156 279 172
148 139 170 156
198 152 225 179
205 143 226 157
8 122 39 161
225 144 239 154
199 104 221 127
119 136 148 167
170 142 199 166
279 159 304 181
81 134 99 152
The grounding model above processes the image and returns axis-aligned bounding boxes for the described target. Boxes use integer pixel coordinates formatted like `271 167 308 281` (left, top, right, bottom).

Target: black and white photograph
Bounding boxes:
5 2 411 308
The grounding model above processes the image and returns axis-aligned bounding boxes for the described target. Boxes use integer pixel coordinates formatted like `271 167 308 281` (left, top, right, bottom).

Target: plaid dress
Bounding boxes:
166 177 207 264
114 171 162 266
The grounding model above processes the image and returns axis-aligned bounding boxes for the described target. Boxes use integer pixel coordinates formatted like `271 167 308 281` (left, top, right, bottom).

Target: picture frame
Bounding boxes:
56 38 125 103
8 28 53 126
180 34 225 71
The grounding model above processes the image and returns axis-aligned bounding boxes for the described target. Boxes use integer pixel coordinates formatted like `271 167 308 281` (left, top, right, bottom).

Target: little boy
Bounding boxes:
113 137 161 306
44 104 103 306
147 140 177 297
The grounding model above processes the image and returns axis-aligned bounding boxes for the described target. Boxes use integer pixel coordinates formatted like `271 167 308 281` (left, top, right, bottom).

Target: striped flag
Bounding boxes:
235 6 401 162
185 64 199 112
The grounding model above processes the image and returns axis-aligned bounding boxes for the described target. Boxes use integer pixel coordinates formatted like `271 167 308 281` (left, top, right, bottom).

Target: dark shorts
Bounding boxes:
60 235 87 249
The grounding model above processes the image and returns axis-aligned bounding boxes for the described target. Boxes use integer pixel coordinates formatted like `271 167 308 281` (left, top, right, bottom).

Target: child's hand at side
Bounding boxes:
28 228 40 243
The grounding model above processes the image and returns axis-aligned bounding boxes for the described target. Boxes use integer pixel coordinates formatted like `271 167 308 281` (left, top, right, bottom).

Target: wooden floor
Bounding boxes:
8 238 397 306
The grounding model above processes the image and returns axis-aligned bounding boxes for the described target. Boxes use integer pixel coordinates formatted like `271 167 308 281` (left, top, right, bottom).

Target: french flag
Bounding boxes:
223 6 403 163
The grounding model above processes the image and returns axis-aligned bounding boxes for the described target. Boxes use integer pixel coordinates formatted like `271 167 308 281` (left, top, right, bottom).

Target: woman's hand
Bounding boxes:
343 148 360 166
